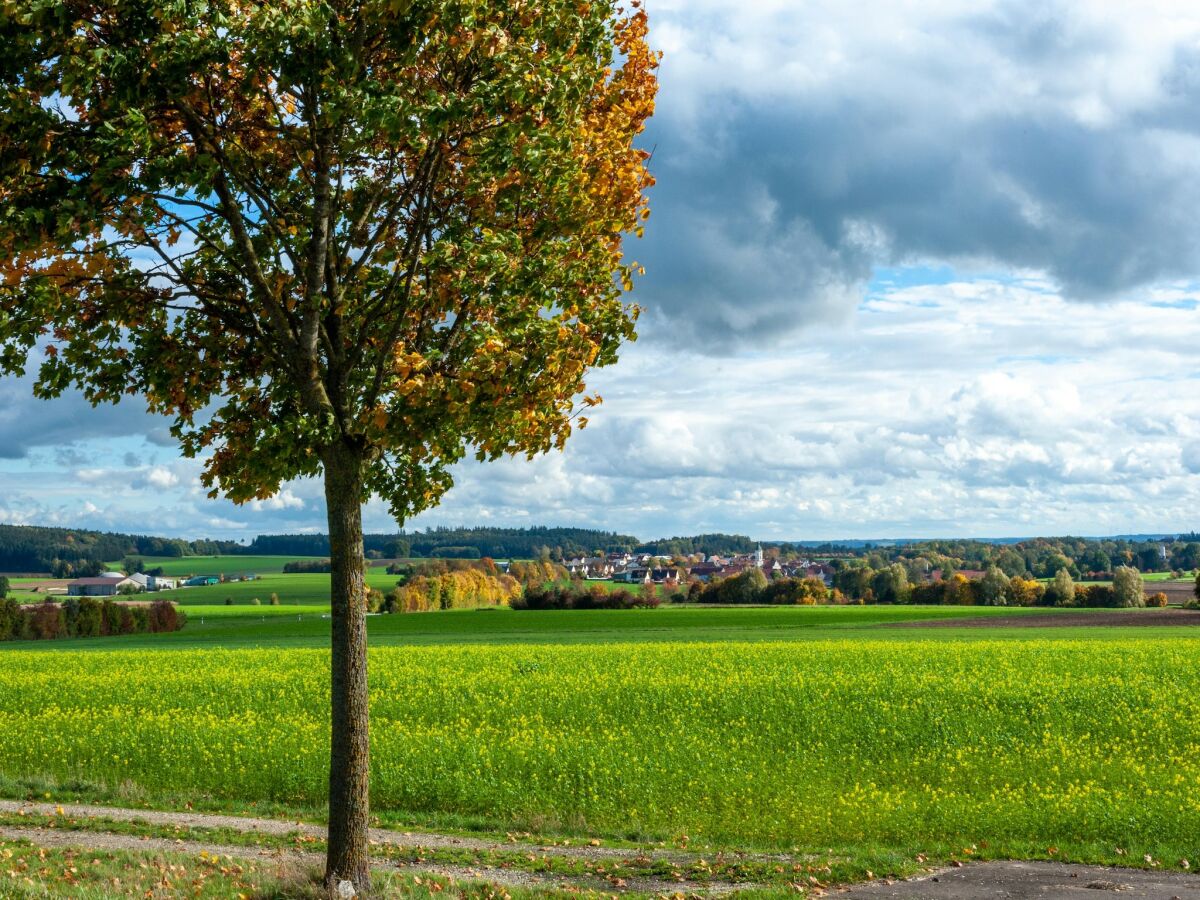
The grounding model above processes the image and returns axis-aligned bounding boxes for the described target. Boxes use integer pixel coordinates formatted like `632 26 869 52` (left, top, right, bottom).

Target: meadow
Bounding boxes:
2 603 1200 864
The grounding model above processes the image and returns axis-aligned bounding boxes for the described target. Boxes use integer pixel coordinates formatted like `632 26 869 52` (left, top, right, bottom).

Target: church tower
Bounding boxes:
755 544 764 567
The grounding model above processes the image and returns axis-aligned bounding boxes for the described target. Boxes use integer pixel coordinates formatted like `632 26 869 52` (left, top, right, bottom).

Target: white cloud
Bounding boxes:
145 466 179 490
250 489 305 512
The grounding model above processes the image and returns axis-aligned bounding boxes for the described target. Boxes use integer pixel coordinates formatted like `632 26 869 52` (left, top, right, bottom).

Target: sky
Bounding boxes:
6 0 1200 542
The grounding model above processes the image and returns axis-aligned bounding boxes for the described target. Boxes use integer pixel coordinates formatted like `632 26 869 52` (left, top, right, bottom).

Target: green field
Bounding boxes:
102 554 330 577
2 603 1200 870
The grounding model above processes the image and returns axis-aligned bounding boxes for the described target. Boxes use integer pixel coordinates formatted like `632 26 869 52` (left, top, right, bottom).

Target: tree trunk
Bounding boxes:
323 443 371 895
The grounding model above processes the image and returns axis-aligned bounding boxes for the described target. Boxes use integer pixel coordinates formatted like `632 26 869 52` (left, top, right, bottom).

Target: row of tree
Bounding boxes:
0 598 186 641
832 564 1152 608
381 568 521 614
514 582 660 610
693 570 834 605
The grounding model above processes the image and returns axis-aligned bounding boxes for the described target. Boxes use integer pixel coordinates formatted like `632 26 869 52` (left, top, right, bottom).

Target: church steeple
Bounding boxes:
755 543 764 567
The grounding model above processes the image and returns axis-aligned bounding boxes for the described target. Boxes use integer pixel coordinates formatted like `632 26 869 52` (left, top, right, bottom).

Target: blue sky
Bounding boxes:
6 0 1200 542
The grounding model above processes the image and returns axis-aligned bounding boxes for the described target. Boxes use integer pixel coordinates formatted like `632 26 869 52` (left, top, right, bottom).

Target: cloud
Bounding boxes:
634 1 1200 350
0 373 165 459
144 467 179 490
250 489 306 512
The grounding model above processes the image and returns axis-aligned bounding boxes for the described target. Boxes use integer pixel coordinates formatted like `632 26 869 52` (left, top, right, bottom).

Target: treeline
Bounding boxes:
282 559 332 573
639 533 757 557
0 598 186 641
694 570 833 605
403 526 640 559
515 582 660 610
0 524 241 574
246 527 641 560
831 563 1155 608
883 536 1200 579
386 557 569 584
381 567 520 613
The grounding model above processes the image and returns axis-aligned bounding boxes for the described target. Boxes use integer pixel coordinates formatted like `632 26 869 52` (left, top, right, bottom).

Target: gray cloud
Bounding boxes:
0 373 165 459
635 1 1200 350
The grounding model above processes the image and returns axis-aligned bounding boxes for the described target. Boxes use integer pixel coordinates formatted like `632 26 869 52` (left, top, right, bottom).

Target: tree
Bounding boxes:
1113 566 1145 608
0 3 656 892
0 575 8 600
1048 568 1075 607
1006 576 1043 607
977 565 1010 606
870 563 910 604
122 556 145 576
1135 547 1162 573
995 549 1025 578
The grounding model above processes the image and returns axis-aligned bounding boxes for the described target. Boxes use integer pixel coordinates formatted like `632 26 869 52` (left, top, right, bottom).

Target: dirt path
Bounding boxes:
0 799 702 863
837 859 1200 898
0 801 737 894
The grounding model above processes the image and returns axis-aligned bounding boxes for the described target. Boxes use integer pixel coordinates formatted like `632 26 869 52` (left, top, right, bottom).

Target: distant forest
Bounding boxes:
0 522 1196 578
0 524 243 576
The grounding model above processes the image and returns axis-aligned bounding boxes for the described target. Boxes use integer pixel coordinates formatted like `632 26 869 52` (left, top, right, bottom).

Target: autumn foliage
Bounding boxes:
386 568 520 613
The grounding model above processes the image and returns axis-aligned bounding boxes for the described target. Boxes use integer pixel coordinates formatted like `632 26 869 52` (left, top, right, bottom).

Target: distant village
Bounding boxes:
558 545 837 587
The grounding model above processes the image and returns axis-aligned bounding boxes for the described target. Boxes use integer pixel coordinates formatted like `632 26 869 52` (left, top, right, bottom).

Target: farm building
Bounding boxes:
183 575 220 586
127 572 179 592
66 575 136 596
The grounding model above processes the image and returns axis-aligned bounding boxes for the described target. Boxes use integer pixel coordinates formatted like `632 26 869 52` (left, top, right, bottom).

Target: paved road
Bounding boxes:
838 860 1200 899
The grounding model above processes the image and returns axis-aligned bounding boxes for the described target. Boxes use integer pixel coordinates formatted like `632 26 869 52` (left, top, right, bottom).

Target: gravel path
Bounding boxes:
0 798 664 861
0 801 729 894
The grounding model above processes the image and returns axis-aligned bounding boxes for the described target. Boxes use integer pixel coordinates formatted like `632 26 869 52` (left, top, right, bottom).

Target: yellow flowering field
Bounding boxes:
1 639 1199 848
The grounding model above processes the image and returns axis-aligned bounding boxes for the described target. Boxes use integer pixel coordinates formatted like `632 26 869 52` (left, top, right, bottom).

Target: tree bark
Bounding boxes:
323 442 372 895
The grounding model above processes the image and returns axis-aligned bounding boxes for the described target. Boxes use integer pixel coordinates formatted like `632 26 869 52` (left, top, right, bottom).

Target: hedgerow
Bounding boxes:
0 598 185 641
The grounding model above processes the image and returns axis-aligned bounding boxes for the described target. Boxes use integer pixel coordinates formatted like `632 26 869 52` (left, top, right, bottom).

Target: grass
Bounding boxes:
0 603 1100 651
4 602 1200 894
0 835 307 898
100 555 329 577
6 569 403 608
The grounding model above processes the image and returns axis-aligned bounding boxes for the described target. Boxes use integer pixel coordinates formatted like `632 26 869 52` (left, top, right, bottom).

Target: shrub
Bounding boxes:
269 593 280 606
225 596 233 605
514 582 659 610
74 597 103 637
1147 592 1169 608
1075 584 1115 608
29 601 65 640
250 597 261 605
148 600 179 632
0 598 21 639
698 569 768 604
0 600 184 642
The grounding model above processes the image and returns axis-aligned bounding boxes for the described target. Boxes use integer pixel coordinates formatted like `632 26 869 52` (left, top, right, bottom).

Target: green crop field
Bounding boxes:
3 623 1200 854
2 603 1200 868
